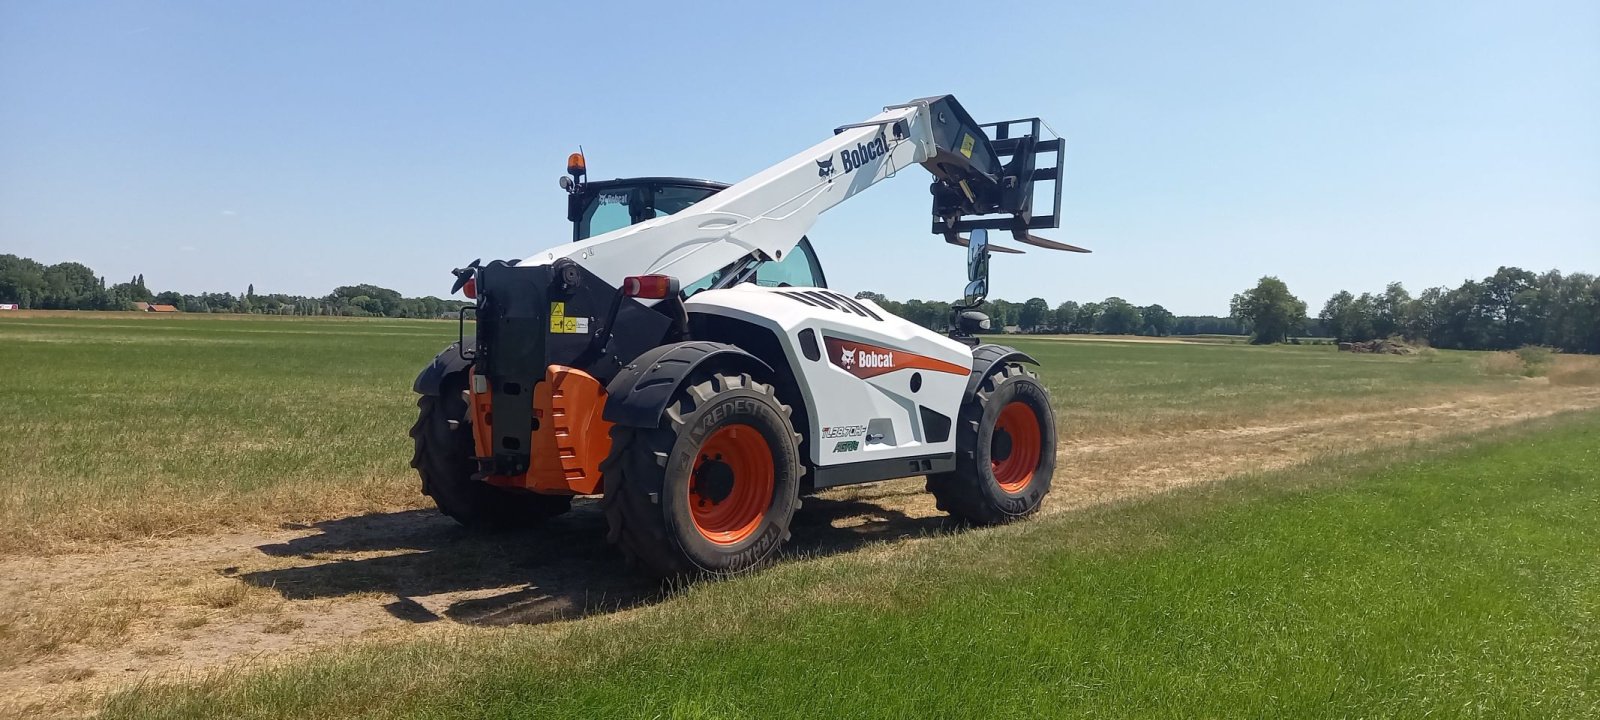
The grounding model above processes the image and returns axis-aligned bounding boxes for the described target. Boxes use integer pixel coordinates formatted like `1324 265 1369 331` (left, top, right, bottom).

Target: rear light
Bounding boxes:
622 274 679 299
461 276 477 299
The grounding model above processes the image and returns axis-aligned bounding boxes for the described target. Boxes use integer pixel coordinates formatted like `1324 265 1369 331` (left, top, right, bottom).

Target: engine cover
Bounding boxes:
684 285 972 467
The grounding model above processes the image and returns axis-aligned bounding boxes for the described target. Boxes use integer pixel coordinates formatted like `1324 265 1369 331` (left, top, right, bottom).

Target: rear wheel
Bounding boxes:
927 363 1055 525
409 374 571 529
601 371 802 578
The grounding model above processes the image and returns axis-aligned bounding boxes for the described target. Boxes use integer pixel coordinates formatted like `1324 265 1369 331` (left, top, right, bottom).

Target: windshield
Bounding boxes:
574 181 721 241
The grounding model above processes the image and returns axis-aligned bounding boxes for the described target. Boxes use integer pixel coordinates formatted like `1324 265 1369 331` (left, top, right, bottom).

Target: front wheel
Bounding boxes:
927 363 1056 525
601 371 802 578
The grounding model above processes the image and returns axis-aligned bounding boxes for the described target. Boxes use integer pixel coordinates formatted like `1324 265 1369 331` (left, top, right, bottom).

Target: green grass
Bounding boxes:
1007 336 1506 440
0 313 460 552
100 412 1600 719
0 315 1520 552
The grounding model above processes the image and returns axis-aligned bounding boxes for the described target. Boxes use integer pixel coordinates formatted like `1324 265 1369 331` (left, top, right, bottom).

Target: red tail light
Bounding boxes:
622 274 679 299
462 276 477 299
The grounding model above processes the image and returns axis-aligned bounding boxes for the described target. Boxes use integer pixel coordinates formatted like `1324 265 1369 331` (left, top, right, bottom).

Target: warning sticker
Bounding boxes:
959 133 975 159
548 302 590 334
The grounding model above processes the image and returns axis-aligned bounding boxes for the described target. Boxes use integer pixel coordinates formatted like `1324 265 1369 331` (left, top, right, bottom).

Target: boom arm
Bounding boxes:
521 95 1072 288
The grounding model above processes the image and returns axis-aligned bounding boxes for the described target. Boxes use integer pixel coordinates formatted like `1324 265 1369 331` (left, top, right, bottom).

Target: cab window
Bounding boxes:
755 239 826 288
580 191 634 239
683 239 827 297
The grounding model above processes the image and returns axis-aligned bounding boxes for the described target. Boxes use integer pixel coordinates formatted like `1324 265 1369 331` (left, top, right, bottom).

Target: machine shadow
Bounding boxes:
239 487 951 628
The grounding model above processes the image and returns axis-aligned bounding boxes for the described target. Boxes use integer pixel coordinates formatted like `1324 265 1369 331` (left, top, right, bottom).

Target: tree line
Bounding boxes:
0 254 467 318
862 265 1598 355
1314 267 1599 354
853 292 1238 337
7 253 1591 353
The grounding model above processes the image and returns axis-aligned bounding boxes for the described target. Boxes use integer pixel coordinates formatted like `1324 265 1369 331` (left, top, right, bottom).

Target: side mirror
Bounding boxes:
966 228 990 282
962 278 988 307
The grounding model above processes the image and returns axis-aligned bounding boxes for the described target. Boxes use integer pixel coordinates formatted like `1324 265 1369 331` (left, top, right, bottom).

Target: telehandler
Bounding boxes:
411 95 1087 577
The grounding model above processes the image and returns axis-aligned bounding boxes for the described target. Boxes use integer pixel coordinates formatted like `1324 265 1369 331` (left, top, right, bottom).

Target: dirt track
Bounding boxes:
5 384 1599 718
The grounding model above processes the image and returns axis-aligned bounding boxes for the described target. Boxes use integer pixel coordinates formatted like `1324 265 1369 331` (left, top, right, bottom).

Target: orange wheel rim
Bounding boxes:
992 401 1042 493
688 424 775 545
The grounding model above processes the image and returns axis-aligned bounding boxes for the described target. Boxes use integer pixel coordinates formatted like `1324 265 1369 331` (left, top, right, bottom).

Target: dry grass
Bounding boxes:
1549 354 1600 386
191 581 251 610
1480 350 1528 376
0 592 145 672
39 666 96 684
262 617 305 635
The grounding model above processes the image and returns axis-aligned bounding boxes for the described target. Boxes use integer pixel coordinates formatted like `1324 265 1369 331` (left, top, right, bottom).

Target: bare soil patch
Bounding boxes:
3 384 1598 718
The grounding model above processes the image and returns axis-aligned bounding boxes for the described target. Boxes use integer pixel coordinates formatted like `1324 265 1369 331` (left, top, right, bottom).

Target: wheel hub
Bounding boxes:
688 423 777 546
692 455 736 506
992 428 1014 462
991 401 1042 494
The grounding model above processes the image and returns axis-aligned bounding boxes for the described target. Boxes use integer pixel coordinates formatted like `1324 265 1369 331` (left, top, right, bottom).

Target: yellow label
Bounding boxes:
959 134 975 158
548 302 565 332
561 317 579 333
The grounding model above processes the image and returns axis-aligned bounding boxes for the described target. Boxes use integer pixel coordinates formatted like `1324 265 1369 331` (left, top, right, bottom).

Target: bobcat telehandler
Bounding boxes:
411 95 1087 578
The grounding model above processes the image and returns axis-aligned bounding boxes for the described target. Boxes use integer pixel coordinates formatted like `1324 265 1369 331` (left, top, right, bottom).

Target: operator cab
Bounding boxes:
565 172 827 293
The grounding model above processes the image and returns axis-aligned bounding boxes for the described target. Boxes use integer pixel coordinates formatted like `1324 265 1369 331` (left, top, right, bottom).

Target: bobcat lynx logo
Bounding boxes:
815 157 835 178
839 347 856 368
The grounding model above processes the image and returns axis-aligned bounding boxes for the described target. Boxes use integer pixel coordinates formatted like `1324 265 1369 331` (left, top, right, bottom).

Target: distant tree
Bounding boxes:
1052 301 1080 332
1075 302 1103 333
855 290 904 320
1230 276 1306 344
1319 290 1375 342
1095 297 1142 335
1018 297 1050 332
985 299 1019 328
1373 282 1411 338
1139 304 1175 336
1172 315 1244 336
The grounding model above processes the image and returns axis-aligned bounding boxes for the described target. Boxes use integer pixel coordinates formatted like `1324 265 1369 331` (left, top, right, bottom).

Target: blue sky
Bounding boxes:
2 0 1596 314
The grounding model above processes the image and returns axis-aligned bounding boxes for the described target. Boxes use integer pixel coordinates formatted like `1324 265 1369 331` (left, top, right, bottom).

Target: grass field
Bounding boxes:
0 313 1544 554
0 314 454 553
3 312 1600 718
99 411 1600 719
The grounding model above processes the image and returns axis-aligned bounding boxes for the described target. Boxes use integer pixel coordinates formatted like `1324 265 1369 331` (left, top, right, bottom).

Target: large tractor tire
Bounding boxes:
409 373 571 529
601 371 802 578
927 363 1055 525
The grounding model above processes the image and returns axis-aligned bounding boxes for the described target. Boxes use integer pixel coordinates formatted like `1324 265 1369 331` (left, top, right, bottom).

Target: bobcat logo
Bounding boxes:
816 157 836 178
839 347 856 368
